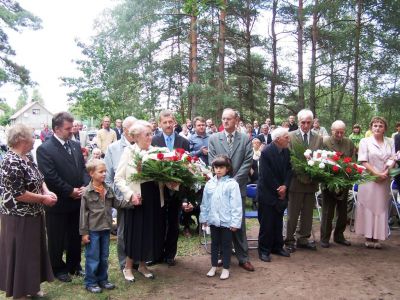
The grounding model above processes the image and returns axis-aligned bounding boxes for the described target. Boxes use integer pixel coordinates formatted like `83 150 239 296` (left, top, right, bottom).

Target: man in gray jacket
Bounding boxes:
104 116 136 270
208 108 254 272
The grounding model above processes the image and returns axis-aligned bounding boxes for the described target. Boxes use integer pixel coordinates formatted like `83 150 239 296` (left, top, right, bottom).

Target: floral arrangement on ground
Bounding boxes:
290 143 376 191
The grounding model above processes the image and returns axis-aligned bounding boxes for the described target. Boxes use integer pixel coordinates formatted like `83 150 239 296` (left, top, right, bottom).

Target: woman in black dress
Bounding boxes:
115 121 163 281
0 124 57 299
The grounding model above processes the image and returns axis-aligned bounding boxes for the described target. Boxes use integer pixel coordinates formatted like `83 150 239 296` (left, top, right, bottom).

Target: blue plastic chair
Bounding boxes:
245 184 258 249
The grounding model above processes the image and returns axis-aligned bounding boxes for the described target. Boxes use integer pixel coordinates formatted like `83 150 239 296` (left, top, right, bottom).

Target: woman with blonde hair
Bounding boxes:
0 124 57 299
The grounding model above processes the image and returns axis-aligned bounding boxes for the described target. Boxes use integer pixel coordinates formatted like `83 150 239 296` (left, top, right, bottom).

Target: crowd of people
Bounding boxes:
0 108 399 298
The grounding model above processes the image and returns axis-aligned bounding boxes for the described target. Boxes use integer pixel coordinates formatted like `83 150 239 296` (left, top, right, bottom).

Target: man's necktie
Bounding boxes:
227 133 233 152
303 133 309 147
64 141 72 155
166 136 173 151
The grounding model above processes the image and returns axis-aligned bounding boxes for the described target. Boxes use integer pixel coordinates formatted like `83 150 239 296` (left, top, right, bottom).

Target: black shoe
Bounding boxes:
334 239 351 246
272 248 290 257
146 259 162 267
286 245 296 253
259 253 271 262
56 273 72 282
72 270 85 277
99 281 115 290
86 285 102 293
297 241 317 250
165 258 176 266
320 241 330 248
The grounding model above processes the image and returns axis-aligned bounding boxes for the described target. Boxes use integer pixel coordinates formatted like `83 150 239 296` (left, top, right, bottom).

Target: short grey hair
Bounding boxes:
297 109 314 121
7 124 33 148
271 127 289 141
261 124 269 129
331 120 346 130
128 120 152 137
122 116 137 129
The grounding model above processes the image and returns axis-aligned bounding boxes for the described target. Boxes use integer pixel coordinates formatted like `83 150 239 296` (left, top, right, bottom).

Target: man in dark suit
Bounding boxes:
208 108 255 272
114 119 123 140
285 109 323 252
256 124 272 145
257 128 292 262
288 115 298 132
252 120 260 137
37 112 90 283
151 110 190 266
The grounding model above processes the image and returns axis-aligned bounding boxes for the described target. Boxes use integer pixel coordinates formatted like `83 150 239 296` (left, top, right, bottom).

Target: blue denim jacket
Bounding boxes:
199 175 242 229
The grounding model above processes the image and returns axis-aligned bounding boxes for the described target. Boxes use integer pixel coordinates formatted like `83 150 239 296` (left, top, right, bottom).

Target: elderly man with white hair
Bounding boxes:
257 127 293 262
285 109 323 252
320 120 355 248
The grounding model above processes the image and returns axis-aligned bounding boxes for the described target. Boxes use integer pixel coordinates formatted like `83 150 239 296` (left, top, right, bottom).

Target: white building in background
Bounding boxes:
10 101 53 130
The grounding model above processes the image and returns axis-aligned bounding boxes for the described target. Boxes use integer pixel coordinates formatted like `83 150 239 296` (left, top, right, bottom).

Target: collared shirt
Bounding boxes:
189 132 210 165
79 181 134 235
163 132 175 150
54 133 68 146
224 130 236 144
299 129 310 145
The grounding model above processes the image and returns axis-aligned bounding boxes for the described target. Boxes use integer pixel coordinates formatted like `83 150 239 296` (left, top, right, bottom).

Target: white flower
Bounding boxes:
319 162 326 169
321 151 328 159
308 160 315 166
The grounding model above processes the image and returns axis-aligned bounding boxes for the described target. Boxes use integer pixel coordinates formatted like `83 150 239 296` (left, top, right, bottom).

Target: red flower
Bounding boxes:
345 167 352 174
193 156 199 162
332 165 340 173
343 157 352 163
157 152 164 160
332 155 340 161
172 156 179 161
353 163 358 169
175 148 185 155
357 168 363 174
336 151 343 157
186 156 192 162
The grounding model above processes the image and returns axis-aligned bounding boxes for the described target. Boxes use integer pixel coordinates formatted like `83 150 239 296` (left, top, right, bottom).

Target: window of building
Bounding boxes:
32 109 40 115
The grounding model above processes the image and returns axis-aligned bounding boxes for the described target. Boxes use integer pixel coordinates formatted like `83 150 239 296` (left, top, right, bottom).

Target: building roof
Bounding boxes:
10 101 54 120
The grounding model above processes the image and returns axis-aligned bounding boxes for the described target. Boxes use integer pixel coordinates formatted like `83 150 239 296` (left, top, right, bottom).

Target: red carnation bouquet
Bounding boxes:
130 147 211 191
291 144 376 191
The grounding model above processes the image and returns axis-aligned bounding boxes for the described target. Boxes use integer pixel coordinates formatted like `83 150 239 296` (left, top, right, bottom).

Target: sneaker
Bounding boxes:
220 268 229 280
206 267 217 277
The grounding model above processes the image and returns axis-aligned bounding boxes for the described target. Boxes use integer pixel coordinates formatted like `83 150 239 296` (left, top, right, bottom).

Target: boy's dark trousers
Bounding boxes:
210 226 232 269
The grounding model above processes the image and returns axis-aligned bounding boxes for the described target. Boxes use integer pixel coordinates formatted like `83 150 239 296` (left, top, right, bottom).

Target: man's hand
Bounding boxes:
182 202 194 212
201 147 208 155
82 235 90 244
70 188 82 199
277 185 287 200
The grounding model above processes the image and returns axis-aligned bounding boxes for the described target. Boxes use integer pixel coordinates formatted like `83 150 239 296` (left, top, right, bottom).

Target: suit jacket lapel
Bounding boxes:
52 137 77 167
218 132 231 155
230 132 241 156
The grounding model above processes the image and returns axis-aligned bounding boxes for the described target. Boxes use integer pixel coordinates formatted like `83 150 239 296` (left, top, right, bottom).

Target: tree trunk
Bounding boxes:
217 0 227 117
269 0 278 124
309 0 318 116
297 0 305 110
244 0 255 116
352 0 362 125
188 13 198 120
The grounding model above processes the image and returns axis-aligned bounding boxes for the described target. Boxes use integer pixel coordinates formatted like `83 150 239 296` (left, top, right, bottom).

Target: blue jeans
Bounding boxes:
84 230 110 287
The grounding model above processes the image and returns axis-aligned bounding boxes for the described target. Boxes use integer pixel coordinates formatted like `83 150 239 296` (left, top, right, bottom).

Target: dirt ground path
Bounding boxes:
146 225 400 300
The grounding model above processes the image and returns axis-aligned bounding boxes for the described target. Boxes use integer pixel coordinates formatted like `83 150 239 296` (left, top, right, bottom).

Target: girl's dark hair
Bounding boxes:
211 155 233 177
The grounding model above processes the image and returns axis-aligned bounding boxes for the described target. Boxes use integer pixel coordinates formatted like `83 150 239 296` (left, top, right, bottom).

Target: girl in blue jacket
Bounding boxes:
200 155 242 280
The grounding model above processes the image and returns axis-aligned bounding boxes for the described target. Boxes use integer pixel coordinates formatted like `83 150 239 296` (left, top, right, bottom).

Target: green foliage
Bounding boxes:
290 142 376 192
0 0 41 86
